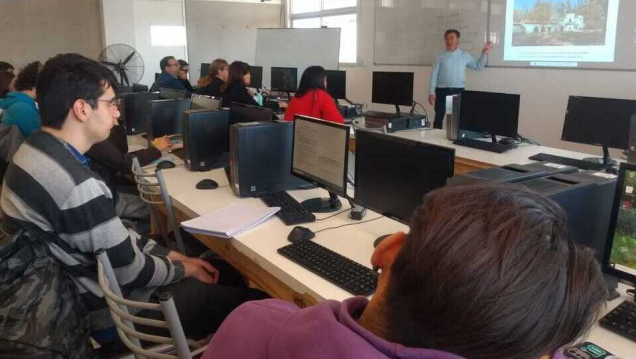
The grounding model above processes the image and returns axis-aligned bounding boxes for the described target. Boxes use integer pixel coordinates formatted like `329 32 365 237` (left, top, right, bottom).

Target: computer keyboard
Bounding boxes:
529 153 607 171
599 300 636 341
170 147 186 161
260 191 316 226
454 138 517 153
278 240 378 296
364 110 401 120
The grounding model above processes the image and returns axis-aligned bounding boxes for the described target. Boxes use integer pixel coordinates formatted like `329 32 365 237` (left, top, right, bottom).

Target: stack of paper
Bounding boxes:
181 203 280 239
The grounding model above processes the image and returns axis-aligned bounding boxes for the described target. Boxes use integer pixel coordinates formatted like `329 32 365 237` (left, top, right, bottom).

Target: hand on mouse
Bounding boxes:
153 136 172 152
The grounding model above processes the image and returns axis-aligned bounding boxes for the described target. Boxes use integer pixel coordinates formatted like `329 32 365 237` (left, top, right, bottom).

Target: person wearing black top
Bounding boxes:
221 61 259 108
197 58 228 98
178 59 194 92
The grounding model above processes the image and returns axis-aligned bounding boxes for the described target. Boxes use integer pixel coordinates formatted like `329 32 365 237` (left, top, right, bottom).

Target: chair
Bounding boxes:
96 250 208 359
131 157 186 253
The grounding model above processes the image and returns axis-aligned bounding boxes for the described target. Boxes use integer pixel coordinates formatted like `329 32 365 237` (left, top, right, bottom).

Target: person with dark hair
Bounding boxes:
283 66 343 124
197 58 229 97
0 61 43 137
220 61 259 108
150 55 187 92
177 59 194 92
1 53 268 350
201 182 607 359
428 29 494 129
0 61 15 98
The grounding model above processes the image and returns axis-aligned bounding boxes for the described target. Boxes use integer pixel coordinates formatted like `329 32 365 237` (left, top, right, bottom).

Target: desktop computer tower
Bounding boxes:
446 94 460 140
229 120 307 197
182 109 230 171
448 162 577 186
120 92 159 135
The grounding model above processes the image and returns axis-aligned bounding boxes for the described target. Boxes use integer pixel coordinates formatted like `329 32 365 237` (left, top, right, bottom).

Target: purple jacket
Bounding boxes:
203 297 569 359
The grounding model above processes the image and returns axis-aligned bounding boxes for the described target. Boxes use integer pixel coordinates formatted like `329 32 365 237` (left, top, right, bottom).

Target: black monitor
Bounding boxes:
121 92 159 135
354 129 455 224
200 63 210 80
159 87 190 100
371 71 414 112
132 83 149 92
459 90 520 143
603 162 636 286
250 66 263 89
271 67 297 93
292 115 350 213
562 96 636 165
229 102 273 125
148 99 191 139
326 70 346 100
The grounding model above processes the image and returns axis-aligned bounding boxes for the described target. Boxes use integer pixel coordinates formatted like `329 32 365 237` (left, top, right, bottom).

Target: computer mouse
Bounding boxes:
287 226 315 243
196 179 219 190
373 234 390 248
155 160 176 170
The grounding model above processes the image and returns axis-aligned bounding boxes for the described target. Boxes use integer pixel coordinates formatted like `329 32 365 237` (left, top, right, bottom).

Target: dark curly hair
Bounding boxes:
14 61 42 92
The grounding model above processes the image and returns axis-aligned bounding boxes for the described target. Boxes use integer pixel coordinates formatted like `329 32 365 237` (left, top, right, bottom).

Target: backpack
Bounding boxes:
0 229 97 359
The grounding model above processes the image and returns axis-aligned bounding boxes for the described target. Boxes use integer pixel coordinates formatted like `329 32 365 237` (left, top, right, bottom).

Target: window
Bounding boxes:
290 0 357 64
151 26 187 47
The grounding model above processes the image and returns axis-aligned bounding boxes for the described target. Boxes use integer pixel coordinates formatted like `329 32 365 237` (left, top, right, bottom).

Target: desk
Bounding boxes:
131 132 634 358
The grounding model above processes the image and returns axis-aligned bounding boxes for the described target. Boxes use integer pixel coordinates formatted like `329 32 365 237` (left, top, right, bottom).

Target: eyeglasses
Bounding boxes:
88 98 122 110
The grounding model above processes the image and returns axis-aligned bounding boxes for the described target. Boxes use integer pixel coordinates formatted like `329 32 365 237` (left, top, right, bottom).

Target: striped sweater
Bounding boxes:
1 131 185 331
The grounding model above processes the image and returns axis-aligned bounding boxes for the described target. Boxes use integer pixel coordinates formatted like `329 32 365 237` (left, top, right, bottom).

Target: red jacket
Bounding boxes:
283 89 344 124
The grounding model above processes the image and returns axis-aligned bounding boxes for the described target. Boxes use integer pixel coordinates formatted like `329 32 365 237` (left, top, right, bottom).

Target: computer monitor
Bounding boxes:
291 115 350 213
229 102 273 125
271 67 298 93
250 66 263 89
120 92 159 135
132 83 148 92
326 70 346 100
159 87 189 100
459 90 520 143
562 96 636 165
354 129 455 224
191 94 221 110
200 63 210 79
371 71 414 111
148 99 191 139
603 162 636 285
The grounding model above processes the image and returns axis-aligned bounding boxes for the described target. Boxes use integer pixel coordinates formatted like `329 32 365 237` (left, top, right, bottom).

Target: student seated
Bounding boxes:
202 182 606 359
197 58 228 98
221 61 261 108
0 61 15 98
284 66 343 124
177 59 194 92
0 53 268 349
150 56 188 92
0 61 42 137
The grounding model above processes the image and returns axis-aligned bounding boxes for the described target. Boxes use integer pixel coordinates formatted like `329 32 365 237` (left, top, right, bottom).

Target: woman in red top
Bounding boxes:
284 66 344 124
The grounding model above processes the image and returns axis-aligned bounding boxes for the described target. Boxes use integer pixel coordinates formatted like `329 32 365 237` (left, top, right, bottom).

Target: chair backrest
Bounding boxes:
96 250 201 359
131 158 186 253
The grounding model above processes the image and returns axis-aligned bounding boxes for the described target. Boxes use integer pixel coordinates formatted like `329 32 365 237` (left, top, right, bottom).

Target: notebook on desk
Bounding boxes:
180 203 280 239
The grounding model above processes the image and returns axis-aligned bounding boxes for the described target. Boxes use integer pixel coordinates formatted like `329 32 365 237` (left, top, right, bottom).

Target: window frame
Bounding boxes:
289 0 358 66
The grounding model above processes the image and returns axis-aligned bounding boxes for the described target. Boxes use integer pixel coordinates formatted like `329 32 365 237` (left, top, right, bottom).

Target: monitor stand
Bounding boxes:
490 134 498 145
301 192 342 213
582 146 617 167
394 104 401 114
604 273 620 301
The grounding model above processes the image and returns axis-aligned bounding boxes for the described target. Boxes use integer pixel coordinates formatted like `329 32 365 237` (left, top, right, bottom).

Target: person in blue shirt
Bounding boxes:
150 56 188 92
0 61 42 137
428 30 493 129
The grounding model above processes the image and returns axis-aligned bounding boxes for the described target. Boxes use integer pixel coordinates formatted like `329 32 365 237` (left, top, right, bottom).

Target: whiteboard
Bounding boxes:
255 28 340 89
374 0 490 65
185 0 281 81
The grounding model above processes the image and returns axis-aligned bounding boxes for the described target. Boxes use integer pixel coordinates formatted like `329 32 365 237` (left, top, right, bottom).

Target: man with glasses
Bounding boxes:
151 56 188 92
177 59 194 92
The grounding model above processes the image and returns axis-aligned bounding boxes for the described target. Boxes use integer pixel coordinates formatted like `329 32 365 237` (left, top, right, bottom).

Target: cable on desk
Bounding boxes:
316 207 351 221
314 216 383 234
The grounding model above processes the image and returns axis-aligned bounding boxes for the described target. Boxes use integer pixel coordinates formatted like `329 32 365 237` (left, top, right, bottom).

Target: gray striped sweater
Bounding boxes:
1 131 185 331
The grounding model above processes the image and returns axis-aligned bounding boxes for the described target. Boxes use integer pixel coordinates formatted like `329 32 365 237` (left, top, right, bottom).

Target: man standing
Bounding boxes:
151 55 188 92
428 30 493 129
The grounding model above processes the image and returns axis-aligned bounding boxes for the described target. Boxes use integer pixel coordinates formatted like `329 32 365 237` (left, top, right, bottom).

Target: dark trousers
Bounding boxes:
433 87 464 129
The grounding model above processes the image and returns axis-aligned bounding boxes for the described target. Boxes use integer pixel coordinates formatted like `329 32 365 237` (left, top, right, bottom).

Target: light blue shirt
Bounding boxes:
429 49 487 94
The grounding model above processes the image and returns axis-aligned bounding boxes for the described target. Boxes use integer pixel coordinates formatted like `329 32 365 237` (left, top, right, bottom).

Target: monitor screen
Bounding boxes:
326 70 346 100
603 162 636 284
159 87 189 100
354 130 455 224
371 71 414 107
230 102 273 125
562 96 636 150
200 63 210 79
250 66 263 89
191 94 221 110
271 67 298 92
292 115 349 197
459 90 520 138
149 99 191 139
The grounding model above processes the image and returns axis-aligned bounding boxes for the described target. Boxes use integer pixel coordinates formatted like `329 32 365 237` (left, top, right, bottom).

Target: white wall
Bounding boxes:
345 1 636 156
